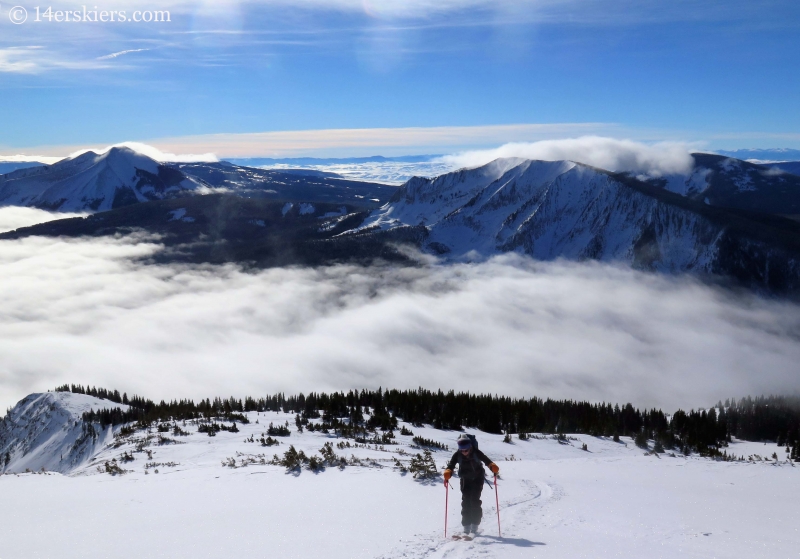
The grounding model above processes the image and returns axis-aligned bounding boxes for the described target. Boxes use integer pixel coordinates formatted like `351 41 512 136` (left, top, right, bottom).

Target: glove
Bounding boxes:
443 469 452 485
489 463 499 474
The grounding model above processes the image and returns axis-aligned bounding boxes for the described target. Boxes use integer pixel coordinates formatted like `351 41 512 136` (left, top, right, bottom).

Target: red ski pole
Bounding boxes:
494 473 501 538
444 481 449 538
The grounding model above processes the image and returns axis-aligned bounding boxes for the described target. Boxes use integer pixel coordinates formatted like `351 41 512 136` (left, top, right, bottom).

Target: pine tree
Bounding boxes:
634 429 649 449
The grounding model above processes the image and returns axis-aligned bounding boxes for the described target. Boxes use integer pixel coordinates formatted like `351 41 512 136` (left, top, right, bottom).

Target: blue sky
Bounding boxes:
1 0 800 157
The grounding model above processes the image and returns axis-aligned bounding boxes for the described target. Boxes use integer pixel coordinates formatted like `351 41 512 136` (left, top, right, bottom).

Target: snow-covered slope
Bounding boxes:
0 391 128 474
0 147 204 212
349 157 800 291
659 153 800 215
355 158 721 272
0 403 796 559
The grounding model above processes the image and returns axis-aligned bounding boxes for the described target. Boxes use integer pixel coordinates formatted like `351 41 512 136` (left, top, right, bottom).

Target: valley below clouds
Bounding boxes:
1 206 799 413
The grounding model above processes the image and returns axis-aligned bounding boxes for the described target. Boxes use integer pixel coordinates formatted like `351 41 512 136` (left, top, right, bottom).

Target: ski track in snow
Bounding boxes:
379 480 561 559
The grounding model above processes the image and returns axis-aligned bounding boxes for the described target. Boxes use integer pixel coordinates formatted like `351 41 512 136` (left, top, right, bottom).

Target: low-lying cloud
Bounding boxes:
1 225 799 414
442 137 696 176
0 207 88 234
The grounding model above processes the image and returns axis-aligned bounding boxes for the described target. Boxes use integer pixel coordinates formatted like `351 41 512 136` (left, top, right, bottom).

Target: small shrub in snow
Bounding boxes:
392 457 408 473
102 459 127 475
319 442 346 469
157 434 182 445
408 450 438 479
172 425 190 436
267 422 291 437
634 430 649 449
274 445 308 471
400 426 414 436
198 422 238 436
260 436 280 447
411 436 448 451
119 425 136 437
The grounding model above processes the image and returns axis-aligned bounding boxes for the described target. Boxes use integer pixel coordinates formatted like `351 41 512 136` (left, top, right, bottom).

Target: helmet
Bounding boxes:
457 434 472 450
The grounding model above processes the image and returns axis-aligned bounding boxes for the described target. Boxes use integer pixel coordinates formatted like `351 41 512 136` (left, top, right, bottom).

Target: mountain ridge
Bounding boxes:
3 154 800 293
0 391 127 474
0 147 400 213
0 147 203 212
345 157 800 292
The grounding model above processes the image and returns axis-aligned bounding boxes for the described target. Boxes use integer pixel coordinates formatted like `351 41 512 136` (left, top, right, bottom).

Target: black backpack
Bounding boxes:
465 433 479 451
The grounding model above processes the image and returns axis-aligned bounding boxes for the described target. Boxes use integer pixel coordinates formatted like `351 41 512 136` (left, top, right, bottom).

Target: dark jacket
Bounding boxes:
446 448 493 480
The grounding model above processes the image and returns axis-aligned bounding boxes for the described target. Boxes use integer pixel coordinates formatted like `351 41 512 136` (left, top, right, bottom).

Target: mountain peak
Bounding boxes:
0 145 199 212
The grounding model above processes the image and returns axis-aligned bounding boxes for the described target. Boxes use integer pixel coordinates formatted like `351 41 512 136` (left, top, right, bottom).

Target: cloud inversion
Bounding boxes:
1 220 799 414
0 207 88 234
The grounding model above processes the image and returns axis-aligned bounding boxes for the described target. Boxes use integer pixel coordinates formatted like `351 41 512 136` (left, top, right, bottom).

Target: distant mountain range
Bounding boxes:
224 155 441 166
0 147 397 212
715 148 800 161
0 162 46 175
2 148 800 293
170 161 393 205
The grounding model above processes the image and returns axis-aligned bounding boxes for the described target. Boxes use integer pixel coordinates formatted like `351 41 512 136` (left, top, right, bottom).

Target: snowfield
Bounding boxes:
0 395 798 559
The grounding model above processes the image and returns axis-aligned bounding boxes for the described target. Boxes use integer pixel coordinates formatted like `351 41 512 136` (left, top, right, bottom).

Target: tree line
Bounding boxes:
57 384 800 456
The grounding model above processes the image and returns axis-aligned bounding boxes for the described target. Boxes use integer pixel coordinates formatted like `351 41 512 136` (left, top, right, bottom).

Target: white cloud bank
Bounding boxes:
1 222 799 414
0 207 88 234
442 137 696 176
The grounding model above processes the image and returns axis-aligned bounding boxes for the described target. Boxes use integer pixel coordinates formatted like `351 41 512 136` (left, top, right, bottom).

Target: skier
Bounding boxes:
443 433 499 536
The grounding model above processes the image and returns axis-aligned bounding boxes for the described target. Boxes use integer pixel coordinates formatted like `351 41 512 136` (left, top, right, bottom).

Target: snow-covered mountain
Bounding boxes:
0 391 127 474
658 153 800 215
0 148 397 213
0 147 204 212
349 157 800 286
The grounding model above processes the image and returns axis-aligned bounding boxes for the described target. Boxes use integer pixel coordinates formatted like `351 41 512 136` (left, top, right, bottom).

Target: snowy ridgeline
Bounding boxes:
348 157 800 286
0 391 798 559
0 391 129 474
354 158 722 269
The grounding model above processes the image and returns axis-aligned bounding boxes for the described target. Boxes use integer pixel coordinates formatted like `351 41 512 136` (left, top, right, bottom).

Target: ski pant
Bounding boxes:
460 476 484 527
